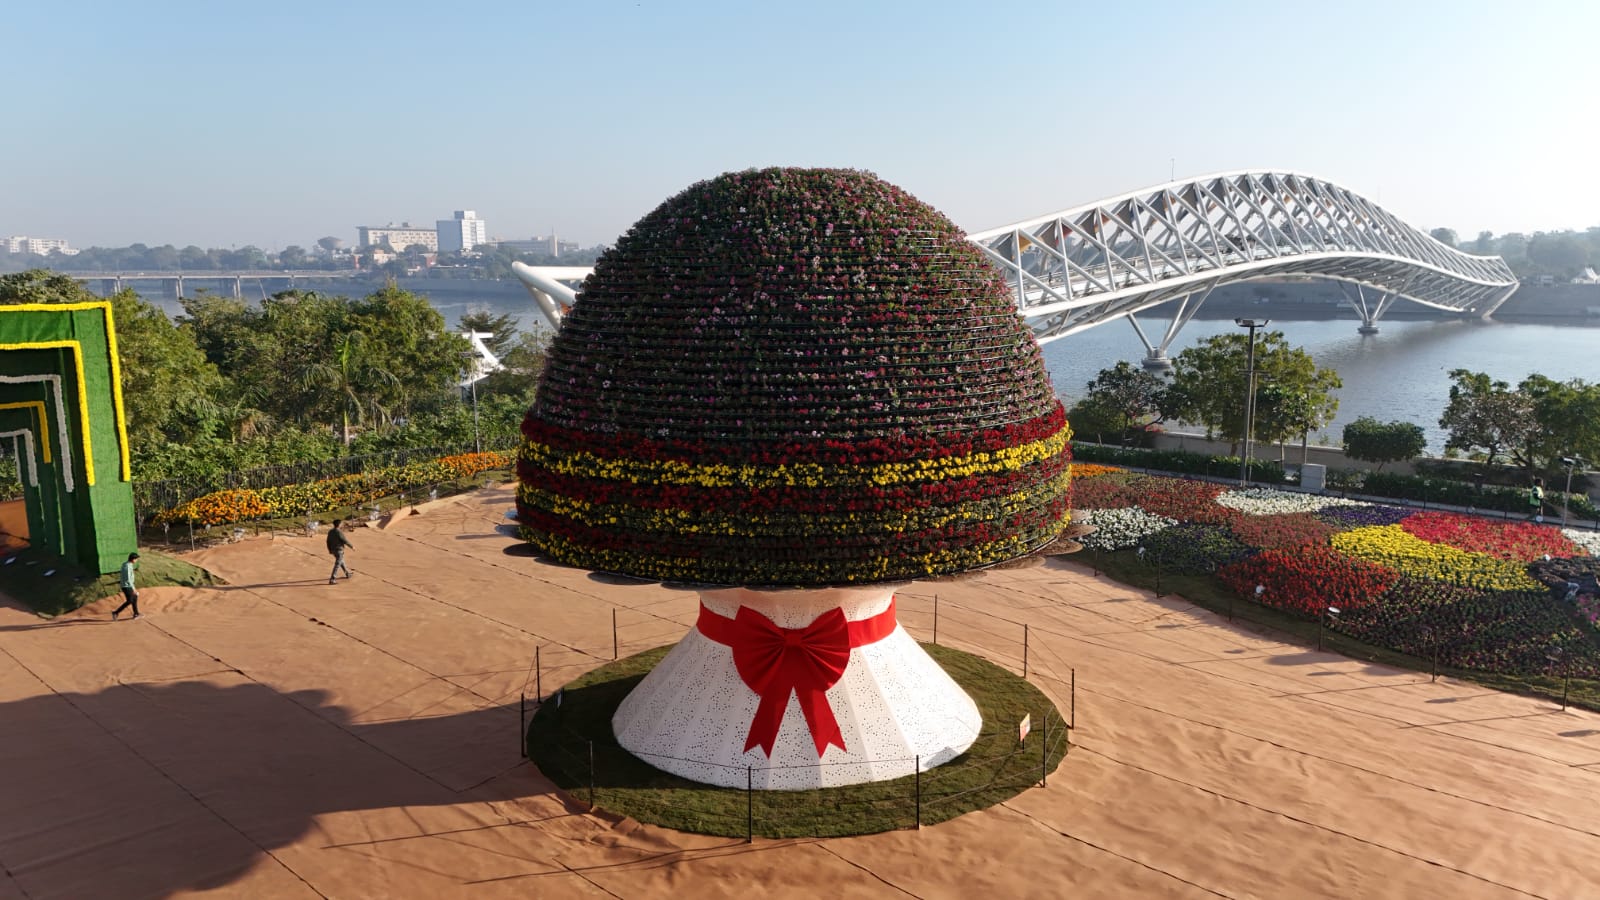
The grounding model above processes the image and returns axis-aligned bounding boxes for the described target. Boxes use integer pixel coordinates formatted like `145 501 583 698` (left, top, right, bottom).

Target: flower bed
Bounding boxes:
1068 463 1121 479
1331 525 1543 592
152 450 514 526
1225 512 1337 552
1141 523 1252 575
1074 507 1177 551
1215 487 1366 517
1566 529 1600 557
1218 545 1398 616
1399 511 1580 562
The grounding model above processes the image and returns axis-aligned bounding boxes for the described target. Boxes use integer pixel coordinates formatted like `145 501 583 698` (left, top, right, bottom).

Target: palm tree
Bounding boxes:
294 330 399 445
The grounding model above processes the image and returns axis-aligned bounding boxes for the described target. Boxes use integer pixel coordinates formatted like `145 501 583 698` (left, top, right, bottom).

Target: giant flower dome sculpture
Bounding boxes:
517 168 1071 789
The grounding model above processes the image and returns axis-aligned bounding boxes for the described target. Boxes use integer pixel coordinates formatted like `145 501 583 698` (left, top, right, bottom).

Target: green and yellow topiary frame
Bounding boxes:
0 302 136 573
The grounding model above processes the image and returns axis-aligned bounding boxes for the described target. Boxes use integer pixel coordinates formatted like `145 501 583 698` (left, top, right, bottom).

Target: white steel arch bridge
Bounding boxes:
515 170 1518 368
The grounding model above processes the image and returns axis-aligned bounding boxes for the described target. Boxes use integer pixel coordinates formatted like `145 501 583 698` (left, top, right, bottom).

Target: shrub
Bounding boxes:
1342 417 1426 471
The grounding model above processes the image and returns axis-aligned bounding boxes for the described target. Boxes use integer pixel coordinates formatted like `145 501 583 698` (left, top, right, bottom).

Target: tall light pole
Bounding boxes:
1561 456 1583 526
461 349 482 454
1235 318 1269 485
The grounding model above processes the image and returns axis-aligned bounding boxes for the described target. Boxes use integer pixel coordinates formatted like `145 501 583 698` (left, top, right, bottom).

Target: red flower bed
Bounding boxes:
1400 511 1580 562
1131 476 1236 526
1218 545 1399 617
1070 475 1143 510
1227 512 1337 551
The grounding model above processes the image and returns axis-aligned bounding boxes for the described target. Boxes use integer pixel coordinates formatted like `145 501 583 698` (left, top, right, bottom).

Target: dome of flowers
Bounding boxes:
516 167 1071 585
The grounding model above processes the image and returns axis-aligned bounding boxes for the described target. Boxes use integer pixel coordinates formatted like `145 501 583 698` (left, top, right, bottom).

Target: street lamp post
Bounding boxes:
1320 605 1341 651
461 349 482 454
1235 319 1269 485
1561 457 1582 527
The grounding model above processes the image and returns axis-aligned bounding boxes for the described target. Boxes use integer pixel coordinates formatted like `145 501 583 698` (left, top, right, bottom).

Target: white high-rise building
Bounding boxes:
5 236 77 256
437 210 488 253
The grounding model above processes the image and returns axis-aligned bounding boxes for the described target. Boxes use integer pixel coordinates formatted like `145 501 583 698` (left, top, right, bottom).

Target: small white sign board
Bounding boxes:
1019 713 1031 743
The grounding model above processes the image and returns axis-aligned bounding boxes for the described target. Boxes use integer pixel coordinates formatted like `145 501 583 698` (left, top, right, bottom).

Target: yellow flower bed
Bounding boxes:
1330 525 1541 592
154 450 515 527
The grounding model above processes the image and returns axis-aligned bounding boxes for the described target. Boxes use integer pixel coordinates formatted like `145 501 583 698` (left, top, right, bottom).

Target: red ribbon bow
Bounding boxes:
697 598 897 758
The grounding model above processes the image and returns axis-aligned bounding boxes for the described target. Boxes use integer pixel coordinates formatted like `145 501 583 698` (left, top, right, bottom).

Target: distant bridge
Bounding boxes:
61 270 360 299
515 170 1519 368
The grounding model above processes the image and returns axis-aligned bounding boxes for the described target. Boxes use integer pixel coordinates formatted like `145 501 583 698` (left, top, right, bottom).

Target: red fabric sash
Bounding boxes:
696 597 898 758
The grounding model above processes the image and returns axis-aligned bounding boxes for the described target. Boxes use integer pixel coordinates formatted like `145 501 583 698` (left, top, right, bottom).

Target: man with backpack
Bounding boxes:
327 519 354 584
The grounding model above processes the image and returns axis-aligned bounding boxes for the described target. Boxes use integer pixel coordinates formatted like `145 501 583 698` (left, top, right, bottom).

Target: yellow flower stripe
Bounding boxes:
1331 525 1541 592
517 470 1070 537
520 426 1069 489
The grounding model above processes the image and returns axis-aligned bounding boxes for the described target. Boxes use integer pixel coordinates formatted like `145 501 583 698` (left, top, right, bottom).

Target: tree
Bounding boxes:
1438 369 1534 469
1342 417 1426 471
1078 361 1166 445
1164 331 1341 450
458 311 519 357
1471 231 1496 255
1064 396 1124 445
1429 228 1458 248
1518 374 1600 474
278 245 308 268
1527 233 1588 277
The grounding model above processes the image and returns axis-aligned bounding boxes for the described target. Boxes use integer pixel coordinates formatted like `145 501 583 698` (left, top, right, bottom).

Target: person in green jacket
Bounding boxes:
112 552 140 620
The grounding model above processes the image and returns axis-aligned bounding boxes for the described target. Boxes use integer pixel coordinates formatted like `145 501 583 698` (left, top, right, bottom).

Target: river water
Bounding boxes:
143 279 1599 453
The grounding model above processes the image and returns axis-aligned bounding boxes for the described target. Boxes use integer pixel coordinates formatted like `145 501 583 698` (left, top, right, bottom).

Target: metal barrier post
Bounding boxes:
932 594 939 645
520 693 527 758
536 645 542 701
915 755 922 828
613 609 619 660
1041 715 1048 786
746 766 754 842
1070 668 1076 730
588 741 596 808
188 517 195 551
1022 624 1029 678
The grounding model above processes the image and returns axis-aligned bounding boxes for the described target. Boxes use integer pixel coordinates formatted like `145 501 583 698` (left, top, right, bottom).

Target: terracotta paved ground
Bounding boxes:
2 483 1598 899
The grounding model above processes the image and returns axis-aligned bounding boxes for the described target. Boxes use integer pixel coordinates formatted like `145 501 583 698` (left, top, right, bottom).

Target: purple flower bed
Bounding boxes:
1141 523 1254 575
1317 504 1415 529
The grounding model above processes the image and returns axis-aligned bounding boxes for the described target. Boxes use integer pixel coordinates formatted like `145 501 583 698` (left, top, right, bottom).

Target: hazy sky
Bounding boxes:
4 1 1595 251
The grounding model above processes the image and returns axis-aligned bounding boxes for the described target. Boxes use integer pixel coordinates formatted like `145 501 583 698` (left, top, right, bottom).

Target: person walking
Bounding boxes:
1529 478 1546 523
327 519 353 584
112 552 140 620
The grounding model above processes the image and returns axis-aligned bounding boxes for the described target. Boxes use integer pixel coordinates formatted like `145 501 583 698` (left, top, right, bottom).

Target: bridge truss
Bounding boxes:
967 170 1518 365
516 171 1518 367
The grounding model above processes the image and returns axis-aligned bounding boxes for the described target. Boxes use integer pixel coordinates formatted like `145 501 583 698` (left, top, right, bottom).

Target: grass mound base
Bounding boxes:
528 643 1067 838
0 546 220 617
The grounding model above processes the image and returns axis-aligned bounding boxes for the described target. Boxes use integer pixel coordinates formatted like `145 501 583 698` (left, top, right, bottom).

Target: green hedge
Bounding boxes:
1074 442 1598 520
1073 442 1288 484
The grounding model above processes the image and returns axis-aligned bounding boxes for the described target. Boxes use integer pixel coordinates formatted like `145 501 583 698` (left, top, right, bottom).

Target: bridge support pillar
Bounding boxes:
231 276 242 299
1341 284 1395 335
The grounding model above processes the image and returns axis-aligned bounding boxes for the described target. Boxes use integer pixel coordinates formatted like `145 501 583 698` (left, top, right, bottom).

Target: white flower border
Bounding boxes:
1562 528 1600 557
1216 487 1369 517
1075 507 1177 551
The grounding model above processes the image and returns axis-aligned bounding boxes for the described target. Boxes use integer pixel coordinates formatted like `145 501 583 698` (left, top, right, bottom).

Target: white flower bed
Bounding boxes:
1215 487 1369 517
1075 507 1177 551
1562 528 1600 557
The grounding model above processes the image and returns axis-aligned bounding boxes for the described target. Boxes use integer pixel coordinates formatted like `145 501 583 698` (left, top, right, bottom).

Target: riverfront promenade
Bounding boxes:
2 483 1598 898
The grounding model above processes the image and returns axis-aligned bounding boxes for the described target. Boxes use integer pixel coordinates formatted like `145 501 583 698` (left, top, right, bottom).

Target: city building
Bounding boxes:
494 234 583 257
356 223 438 252
436 210 488 254
4 236 77 256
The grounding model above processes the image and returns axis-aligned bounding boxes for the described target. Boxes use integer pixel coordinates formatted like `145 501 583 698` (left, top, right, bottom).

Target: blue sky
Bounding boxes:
4 0 1595 250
